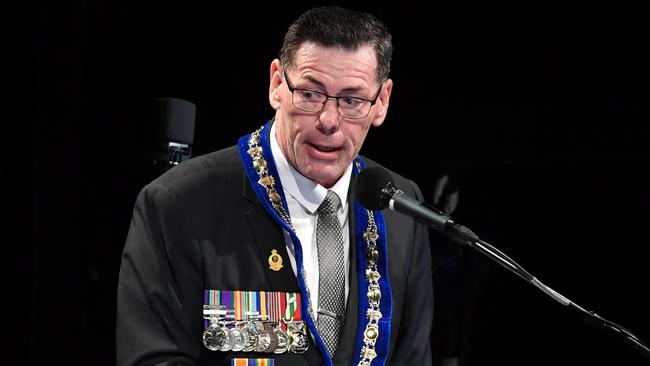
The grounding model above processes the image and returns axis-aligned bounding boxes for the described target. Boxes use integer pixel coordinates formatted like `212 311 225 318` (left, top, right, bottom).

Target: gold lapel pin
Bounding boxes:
268 249 284 271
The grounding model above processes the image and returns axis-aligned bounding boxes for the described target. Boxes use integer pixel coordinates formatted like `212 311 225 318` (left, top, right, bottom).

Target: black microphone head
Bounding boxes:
153 97 196 145
353 166 395 210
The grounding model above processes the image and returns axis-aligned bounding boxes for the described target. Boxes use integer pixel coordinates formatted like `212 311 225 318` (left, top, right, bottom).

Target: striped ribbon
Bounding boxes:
204 290 302 329
230 358 275 366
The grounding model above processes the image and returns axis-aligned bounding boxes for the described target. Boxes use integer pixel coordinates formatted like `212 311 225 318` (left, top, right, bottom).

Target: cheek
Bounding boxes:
294 115 321 138
347 124 372 151
289 122 311 151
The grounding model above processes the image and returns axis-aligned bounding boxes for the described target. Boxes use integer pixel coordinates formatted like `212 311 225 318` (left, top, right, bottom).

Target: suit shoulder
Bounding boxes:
143 145 244 200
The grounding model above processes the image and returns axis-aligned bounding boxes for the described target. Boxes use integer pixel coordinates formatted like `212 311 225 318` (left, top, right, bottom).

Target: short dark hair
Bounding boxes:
280 7 393 83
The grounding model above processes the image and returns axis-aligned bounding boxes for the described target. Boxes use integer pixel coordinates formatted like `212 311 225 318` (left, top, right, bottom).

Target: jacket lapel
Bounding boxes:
242 167 324 364
243 175 299 293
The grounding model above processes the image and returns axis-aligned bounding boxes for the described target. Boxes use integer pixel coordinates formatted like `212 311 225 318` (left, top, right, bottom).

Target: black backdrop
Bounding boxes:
31 2 649 365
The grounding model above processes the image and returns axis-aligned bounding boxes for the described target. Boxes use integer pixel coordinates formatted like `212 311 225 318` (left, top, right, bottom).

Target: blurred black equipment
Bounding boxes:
150 97 196 172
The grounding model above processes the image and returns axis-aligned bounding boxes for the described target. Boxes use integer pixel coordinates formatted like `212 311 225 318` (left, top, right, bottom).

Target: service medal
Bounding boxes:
287 323 308 354
255 329 271 352
242 325 258 352
273 328 290 354
219 327 234 352
256 328 279 353
229 326 246 352
202 325 226 351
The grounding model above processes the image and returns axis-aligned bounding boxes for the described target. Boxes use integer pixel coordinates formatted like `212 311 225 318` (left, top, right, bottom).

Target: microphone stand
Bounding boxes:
442 221 650 361
151 141 192 173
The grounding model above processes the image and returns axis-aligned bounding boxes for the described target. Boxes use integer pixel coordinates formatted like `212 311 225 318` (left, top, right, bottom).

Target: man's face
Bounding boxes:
269 42 393 188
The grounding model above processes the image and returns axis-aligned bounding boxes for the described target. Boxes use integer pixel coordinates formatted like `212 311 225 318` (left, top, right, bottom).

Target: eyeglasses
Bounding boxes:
283 71 382 119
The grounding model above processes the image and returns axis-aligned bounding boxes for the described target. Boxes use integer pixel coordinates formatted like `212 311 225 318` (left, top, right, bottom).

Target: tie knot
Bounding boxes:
318 190 340 215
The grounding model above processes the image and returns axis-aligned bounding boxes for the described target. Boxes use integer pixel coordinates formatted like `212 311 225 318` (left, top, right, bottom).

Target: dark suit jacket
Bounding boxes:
116 145 433 365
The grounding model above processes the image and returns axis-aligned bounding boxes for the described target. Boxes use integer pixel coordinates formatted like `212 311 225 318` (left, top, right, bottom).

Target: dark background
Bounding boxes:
30 2 648 365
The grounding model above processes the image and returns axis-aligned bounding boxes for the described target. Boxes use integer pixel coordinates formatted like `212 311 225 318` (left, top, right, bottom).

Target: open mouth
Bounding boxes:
307 143 342 160
310 143 340 152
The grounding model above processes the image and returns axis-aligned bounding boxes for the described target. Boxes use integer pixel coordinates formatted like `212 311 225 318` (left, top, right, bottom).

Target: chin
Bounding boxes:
310 168 345 187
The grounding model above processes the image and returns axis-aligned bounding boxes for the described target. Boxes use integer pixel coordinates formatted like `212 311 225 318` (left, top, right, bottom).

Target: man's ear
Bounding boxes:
372 78 393 127
269 59 283 110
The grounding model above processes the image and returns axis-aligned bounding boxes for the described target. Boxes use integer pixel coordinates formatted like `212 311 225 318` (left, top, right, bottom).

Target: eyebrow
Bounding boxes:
301 75 367 94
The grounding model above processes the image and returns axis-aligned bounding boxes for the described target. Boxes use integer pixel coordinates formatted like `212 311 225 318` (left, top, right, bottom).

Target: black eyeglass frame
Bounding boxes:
283 70 383 119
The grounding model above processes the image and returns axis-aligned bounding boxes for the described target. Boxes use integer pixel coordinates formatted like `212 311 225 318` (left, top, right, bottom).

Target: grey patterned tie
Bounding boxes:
316 190 346 357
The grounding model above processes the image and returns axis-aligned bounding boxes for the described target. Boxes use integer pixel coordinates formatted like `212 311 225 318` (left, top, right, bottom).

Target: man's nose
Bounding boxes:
317 98 340 133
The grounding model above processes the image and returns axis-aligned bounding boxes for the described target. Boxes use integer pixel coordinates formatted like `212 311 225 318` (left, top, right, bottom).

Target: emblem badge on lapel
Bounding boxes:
268 249 283 271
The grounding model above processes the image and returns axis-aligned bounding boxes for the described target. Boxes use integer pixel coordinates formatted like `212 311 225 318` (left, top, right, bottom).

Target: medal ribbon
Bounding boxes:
204 290 302 326
231 359 275 366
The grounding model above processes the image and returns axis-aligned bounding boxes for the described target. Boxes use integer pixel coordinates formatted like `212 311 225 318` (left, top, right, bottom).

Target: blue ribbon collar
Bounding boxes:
237 120 392 366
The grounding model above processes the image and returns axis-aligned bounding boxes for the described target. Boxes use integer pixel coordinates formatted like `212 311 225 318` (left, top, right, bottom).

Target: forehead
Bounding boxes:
290 42 379 84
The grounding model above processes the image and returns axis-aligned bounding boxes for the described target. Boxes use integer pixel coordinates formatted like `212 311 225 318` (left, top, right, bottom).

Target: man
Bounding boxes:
117 7 432 366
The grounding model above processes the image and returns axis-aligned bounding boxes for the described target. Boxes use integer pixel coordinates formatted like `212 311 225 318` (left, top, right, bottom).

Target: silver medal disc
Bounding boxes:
219 327 234 351
242 326 258 352
202 326 226 351
255 329 271 352
265 329 279 353
229 327 246 352
273 328 290 354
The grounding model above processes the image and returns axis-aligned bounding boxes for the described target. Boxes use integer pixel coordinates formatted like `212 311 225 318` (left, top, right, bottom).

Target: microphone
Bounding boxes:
150 97 196 172
353 166 478 244
353 166 650 360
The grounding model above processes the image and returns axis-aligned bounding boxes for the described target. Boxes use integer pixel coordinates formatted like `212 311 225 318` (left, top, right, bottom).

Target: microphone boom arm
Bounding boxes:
440 219 650 360
353 166 649 360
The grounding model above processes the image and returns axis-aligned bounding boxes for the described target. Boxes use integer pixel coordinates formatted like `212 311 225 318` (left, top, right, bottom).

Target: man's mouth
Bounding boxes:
309 143 340 152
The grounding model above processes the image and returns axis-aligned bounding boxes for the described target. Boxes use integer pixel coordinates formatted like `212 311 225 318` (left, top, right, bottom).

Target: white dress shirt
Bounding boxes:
269 123 352 319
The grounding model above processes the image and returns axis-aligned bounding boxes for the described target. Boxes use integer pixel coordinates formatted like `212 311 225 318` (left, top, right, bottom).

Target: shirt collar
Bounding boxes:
270 122 352 214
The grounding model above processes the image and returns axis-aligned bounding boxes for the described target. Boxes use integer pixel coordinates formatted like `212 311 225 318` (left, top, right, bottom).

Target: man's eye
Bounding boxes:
300 90 320 99
341 97 363 107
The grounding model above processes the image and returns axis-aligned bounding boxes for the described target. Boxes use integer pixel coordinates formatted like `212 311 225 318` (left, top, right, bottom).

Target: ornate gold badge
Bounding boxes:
268 249 283 271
